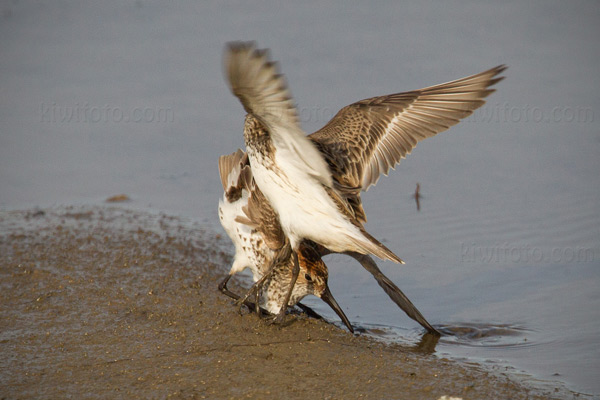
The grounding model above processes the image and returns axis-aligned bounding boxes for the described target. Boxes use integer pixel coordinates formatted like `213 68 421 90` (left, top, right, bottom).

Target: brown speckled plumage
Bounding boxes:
223 41 505 334
218 149 353 332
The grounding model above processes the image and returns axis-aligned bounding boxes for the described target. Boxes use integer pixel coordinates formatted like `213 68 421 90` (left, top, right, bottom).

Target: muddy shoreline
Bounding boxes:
0 206 557 399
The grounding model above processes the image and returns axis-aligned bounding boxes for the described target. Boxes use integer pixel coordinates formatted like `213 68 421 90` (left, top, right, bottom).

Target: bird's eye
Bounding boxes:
304 273 312 282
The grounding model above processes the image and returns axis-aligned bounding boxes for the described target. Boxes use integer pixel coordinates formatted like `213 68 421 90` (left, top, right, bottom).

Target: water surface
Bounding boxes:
1 0 598 396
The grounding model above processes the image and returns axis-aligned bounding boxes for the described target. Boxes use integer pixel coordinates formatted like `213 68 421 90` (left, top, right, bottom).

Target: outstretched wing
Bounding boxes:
310 65 507 195
225 41 332 187
218 149 248 202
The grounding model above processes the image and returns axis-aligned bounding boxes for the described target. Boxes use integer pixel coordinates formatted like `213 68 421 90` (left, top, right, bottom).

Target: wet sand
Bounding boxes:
0 207 557 399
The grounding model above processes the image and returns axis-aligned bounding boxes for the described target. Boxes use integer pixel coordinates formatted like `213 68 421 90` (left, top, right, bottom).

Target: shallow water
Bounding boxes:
1 0 599 396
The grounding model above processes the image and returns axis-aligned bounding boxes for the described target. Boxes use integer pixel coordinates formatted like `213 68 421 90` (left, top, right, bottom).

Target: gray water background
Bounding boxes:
1 1 599 396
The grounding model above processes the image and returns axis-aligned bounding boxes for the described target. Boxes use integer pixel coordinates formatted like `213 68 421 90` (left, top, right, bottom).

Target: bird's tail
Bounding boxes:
346 229 404 264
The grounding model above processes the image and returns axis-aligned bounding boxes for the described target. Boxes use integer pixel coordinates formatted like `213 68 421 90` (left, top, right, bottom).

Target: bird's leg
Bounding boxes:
236 268 271 314
271 250 300 325
253 278 261 315
237 243 291 316
219 274 273 316
218 274 239 300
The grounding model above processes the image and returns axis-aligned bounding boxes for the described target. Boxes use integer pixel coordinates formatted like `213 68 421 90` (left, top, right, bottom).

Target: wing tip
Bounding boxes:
494 64 508 74
487 64 508 86
218 148 247 192
226 40 257 55
225 41 301 127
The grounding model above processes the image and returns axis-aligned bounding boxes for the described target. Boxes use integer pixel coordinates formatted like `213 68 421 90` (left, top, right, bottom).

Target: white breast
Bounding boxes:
218 193 272 281
248 147 365 253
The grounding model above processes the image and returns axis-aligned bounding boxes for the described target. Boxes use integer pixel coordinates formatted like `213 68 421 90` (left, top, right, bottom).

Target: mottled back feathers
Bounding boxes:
309 65 506 221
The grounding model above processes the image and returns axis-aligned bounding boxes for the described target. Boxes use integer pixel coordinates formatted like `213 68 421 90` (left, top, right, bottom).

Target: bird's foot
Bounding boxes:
236 283 263 315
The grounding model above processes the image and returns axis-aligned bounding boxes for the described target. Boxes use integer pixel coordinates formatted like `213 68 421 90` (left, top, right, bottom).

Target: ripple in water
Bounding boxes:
436 322 537 349
354 321 541 353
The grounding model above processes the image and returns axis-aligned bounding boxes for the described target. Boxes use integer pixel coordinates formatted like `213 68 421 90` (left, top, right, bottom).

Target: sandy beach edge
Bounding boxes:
0 206 562 399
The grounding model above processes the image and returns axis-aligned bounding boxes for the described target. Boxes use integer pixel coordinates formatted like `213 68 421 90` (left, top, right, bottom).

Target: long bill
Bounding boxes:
320 286 354 333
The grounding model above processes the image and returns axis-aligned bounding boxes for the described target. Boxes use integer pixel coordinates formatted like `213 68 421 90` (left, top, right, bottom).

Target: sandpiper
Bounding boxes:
220 149 440 334
225 41 505 324
218 149 353 332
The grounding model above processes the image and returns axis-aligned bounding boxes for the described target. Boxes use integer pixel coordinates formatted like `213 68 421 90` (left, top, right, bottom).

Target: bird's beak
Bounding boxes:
321 286 354 333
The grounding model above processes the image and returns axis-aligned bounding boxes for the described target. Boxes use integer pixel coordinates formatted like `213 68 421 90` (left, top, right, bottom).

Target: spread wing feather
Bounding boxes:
225 41 332 187
218 149 248 201
309 65 506 222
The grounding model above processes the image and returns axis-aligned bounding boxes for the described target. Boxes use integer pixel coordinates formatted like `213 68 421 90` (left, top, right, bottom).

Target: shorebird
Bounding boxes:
220 149 440 334
225 41 505 324
218 149 354 332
